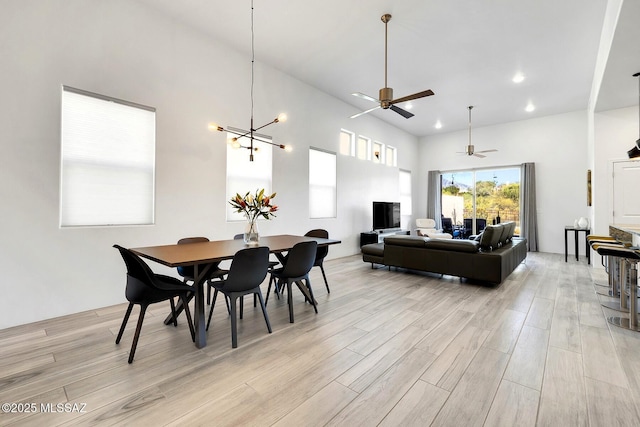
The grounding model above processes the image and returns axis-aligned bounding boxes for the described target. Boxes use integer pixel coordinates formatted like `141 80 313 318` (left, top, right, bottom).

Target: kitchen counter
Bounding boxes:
609 224 640 245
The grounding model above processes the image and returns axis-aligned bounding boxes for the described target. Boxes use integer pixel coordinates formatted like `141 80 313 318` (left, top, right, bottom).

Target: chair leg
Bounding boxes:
169 298 178 327
320 264 330 293
128 304 147 364
116 303 134 344
256 289 272 333
240 295 244 319
207 281 211 305
206 289 218 331
306 278 318 314
266 274 274 305
181 295 195 342
287 280 294 323
229 294 238 348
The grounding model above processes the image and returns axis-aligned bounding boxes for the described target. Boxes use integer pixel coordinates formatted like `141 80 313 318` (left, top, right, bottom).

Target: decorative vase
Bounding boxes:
244 217 260 246
577 217 589 228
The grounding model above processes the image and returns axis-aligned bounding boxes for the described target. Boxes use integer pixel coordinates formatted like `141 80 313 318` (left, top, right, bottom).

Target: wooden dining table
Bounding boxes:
130 234 341 348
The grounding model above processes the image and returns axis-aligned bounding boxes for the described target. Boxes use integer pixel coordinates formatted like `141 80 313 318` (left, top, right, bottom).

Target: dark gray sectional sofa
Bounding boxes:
361 222 527 285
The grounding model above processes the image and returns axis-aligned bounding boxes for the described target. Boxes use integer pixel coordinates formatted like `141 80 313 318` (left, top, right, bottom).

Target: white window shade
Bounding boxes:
399 169 412 216
60 87 155 227
226 133 273 221
309 148 336 218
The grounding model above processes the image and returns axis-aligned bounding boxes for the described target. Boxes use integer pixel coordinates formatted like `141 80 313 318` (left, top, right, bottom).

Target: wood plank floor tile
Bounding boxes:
430 347 510 426
537 346 588 426
484 380 540 427
378 379 449 426
503 325 550 390
585 377 640 426
420 325 490 391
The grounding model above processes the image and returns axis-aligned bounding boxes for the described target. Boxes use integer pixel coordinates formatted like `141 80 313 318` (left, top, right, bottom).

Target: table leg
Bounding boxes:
192 264 207 348
575 230 579 261
585 230 590 264
565 229 568 262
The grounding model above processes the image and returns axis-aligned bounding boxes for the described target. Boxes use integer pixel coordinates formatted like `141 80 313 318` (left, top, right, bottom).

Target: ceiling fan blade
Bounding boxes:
350 105 381 119
473 153 486 158
390 89 435 105
352 92 379 103
390 104 414 119
476 149 498 153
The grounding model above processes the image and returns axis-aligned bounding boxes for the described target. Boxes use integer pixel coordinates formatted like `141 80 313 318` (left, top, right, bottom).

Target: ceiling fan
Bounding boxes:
350 14 434 119
458 106 497 158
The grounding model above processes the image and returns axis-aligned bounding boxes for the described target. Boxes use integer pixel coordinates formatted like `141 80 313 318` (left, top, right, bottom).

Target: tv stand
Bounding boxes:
360 229 410 246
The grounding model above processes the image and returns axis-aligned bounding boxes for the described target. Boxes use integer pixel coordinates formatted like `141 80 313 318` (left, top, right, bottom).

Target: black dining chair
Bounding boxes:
113 245 195 363
176 237 227 305
206 246 272 348
267 241 318 323
305 229 331 293
233 233 280 309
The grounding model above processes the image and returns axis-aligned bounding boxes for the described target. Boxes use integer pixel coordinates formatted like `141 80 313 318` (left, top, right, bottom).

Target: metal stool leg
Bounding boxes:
608 259 640 331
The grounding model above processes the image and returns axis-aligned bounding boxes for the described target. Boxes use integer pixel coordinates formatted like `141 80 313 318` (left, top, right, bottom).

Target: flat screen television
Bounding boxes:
373 201 401 230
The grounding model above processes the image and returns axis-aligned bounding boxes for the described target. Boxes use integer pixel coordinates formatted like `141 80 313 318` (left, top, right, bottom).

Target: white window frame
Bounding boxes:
357 135 371 161
372 141 385 164
399 169 412 216
339 129 355 156
60 86 156 227
309 148 337 219
385 145 397 167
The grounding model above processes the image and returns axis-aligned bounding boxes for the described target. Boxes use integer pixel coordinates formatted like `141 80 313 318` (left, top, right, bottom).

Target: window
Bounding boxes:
440 167 521 236
357 136 371 160
226 128 273 221
399 169 412 216
60 86 155 227
309 148 336 218
372 141 384 164
385 145 397 167
339 129 355 156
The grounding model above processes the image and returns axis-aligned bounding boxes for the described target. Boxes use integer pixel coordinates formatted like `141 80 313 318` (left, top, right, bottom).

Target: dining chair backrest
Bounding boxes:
177 237 210 278
280 241 317 278
114 245 162 304
178 236 209 245
305 229 329 260
223 247 270 292
233 234 243 240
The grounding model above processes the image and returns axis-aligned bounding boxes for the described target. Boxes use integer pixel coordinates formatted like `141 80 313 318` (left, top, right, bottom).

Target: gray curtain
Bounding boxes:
521 162 539 251
427 170 442 229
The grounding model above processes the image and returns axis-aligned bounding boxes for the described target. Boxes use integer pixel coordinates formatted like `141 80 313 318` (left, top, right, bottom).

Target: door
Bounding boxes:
613 160 640 224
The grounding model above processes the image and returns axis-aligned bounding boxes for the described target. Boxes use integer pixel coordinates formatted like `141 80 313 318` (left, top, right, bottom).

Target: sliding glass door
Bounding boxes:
441 167 520 237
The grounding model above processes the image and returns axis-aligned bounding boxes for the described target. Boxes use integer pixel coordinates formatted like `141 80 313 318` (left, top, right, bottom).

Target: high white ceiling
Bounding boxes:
135 0 638 137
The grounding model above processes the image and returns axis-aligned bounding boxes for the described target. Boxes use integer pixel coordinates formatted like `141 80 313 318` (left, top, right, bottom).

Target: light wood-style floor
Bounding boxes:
2 252 640 426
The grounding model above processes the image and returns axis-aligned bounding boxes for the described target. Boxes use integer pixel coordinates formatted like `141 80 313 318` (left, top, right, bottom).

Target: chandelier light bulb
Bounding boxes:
276 113 288 123
284 145 293 152
208 123 223 132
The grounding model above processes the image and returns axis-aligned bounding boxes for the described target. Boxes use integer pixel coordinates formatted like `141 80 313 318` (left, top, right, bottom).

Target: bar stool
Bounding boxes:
591 239 624 299
596 245 640 332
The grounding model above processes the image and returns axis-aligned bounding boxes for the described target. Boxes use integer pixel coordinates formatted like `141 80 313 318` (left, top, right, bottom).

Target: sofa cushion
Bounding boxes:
479 224 504 251
384 235 428 247
423 239 479 253
498 222 512 246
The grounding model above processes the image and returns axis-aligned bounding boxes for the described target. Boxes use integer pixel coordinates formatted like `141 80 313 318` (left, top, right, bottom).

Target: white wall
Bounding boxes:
417 110 589 254
0 0 419 328
593 106 639 235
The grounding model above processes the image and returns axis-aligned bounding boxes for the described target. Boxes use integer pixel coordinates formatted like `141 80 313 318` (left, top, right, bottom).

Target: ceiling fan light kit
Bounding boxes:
350 14 434 120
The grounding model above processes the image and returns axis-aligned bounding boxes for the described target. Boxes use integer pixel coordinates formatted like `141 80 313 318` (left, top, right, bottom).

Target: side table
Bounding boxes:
564 226 590 264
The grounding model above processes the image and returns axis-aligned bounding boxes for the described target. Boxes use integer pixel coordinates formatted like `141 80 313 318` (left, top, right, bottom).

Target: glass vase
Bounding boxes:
244 218 260 246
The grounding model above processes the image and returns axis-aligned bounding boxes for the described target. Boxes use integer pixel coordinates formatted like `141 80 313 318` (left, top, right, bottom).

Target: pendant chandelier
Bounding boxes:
208 0 291 161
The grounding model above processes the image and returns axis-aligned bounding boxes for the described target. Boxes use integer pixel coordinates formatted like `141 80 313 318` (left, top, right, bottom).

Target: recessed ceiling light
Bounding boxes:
405 103 413 110
435 120 442 129
525 102 535 112
512 73 525 83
